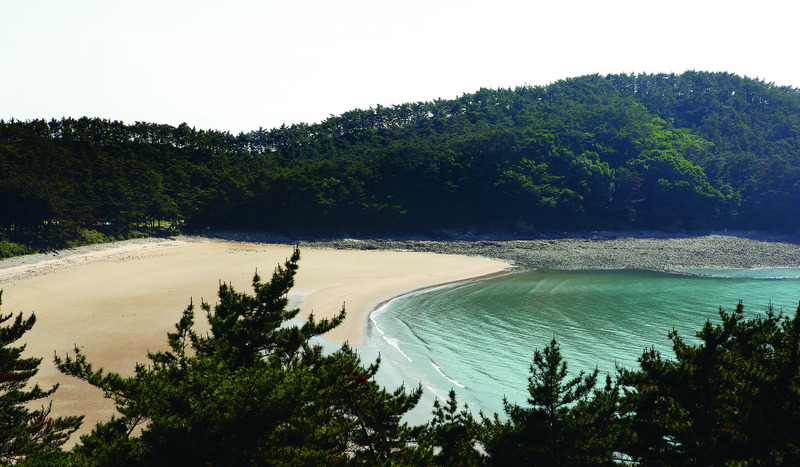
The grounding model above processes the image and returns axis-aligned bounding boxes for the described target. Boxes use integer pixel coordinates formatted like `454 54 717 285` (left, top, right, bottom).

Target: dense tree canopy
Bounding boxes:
2 72 799 246
617 301 800 465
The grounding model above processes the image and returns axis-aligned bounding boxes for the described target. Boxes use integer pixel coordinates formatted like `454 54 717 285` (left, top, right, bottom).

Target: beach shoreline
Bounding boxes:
0 237 510 443
2 231 799 445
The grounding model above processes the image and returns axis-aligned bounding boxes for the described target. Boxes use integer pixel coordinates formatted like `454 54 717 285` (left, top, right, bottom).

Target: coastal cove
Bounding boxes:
2 232 800 444
291 231 800 422
0 238 509 444
365 267 800 421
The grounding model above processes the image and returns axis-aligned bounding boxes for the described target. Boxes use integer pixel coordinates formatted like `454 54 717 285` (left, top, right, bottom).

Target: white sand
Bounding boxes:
0 238 510 443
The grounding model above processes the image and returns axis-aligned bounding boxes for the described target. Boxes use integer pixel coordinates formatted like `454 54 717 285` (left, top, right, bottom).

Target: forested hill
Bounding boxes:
2 71 800 244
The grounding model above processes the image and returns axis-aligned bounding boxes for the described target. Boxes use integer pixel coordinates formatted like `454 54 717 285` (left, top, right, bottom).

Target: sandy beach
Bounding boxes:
2 231 799 444
0 237 510 442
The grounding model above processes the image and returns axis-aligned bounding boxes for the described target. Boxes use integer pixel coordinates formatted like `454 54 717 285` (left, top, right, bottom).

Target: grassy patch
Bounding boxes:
0 241 35 259
0 226 180 260
64 228 114 248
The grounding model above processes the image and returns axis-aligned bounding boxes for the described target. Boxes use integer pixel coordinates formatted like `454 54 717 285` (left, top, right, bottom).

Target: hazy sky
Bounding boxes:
2 0 798 133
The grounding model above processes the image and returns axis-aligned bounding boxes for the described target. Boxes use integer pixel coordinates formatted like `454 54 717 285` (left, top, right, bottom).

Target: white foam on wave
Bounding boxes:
370 303 390 336
671 267 800 280
383 336 413 362
431 360 466 388
423 383 449 401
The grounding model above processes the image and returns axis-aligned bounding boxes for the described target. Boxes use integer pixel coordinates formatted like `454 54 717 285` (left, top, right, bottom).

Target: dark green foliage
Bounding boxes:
608 71 800 229
55 249 422 465
0 291 82 464
480 302 800 465
415 390 487 466
617 301 800 465
0 240 34 260
3 71 800 244
483 338 620 466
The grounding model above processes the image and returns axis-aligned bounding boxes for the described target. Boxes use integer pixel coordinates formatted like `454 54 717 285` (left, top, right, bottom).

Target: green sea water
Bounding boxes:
366 268 800 420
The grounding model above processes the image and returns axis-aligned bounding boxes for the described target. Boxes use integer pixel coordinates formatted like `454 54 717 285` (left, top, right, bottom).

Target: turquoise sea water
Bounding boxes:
365 268 800 421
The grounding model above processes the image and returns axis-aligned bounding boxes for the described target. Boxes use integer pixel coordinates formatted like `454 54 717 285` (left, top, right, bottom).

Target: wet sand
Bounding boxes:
3 230 798 444
0 238 510 443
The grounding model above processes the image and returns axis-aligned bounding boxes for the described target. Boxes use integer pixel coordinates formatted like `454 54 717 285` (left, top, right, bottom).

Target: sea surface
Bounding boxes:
364 268 800 422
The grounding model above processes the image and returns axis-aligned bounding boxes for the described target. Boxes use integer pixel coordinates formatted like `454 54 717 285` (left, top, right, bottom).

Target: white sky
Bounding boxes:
2 0 798 134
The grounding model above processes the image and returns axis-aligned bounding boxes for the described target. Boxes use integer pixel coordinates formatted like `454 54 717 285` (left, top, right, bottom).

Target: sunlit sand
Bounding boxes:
0 238 510 443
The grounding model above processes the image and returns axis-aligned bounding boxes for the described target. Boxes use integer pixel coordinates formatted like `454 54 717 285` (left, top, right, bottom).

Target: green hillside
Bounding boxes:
2 71 799 249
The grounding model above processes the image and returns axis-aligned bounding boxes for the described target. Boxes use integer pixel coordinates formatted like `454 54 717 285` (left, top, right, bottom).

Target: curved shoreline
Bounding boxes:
363 268 511 339
3 232 799 445
0 238 510 444
368 269 510 320
6 230 797 274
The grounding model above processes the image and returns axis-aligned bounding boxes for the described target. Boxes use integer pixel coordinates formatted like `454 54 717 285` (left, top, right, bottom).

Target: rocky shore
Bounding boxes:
3 231 800 274
208 231 800 271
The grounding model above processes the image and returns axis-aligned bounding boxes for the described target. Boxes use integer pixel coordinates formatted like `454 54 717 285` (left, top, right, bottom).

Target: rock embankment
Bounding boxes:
210 231 800 271
5 232 799 275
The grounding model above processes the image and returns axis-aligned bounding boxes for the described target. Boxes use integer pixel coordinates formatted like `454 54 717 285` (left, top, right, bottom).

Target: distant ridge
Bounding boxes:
2 71 799 248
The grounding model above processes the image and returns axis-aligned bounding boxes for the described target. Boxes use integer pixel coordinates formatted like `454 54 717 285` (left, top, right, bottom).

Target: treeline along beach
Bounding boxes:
3 71 800 257
4 70 800 464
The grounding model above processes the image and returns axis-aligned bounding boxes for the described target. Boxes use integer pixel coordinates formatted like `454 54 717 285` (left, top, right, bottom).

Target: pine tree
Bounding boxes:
55 248 423 464
415 389 487 466
484 338 620 466
0 291 82 464
617 301 800 464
